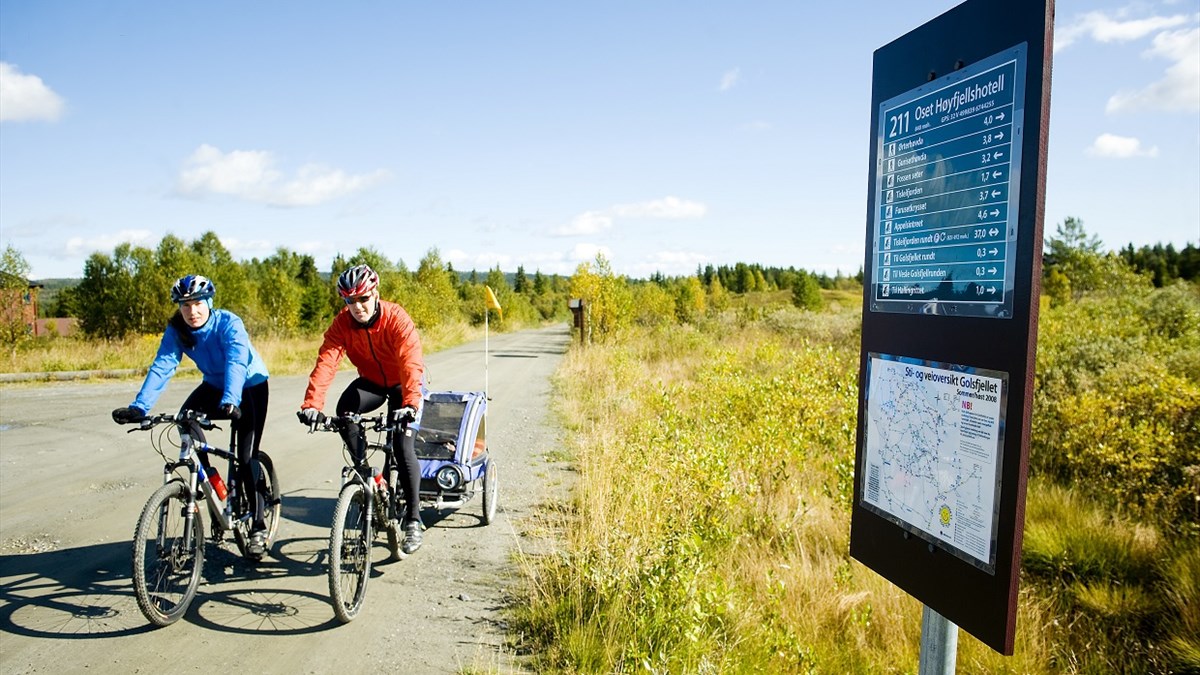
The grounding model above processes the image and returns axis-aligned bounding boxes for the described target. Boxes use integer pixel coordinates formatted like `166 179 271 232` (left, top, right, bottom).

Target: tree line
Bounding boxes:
1118 240 1200 287
3 233 843 345
43 232 574 340
4 216 1194 347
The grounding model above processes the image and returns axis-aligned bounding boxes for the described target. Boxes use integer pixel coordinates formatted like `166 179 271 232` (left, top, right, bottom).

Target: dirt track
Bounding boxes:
0 325 573 674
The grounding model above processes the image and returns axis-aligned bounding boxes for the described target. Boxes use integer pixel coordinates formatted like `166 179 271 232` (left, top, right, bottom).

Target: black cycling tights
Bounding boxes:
336 376 422 525
182 380 270 530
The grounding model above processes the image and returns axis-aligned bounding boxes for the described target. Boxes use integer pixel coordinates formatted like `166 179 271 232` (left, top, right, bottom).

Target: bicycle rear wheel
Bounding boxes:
259 452 282 542
328 481 371 623
232 452 282 560
132 481 204 627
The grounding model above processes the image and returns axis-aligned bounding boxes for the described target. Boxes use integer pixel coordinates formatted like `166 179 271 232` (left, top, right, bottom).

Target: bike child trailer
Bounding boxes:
412 390 497 525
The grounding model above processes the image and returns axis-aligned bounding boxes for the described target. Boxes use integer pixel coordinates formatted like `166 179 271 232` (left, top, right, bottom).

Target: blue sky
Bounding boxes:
1 1 1197 281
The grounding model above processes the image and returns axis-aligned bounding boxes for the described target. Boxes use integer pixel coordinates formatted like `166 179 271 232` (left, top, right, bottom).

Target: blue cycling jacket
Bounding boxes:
130 309 269 413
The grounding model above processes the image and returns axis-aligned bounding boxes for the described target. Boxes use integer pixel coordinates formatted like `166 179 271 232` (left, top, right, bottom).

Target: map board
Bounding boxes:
872 47 1027 318
849 0 1052 656
862 354 1008 571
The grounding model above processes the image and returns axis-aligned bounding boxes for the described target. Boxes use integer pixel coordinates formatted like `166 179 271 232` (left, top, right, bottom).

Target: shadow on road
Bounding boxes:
280 493 336 528
0 530 357 637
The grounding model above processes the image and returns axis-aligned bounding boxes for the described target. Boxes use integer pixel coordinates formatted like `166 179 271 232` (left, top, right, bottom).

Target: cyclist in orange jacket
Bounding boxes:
298 264 427 554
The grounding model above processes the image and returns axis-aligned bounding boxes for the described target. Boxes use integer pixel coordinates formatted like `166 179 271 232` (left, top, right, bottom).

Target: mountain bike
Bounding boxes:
308 411 406 623
119 409 281 626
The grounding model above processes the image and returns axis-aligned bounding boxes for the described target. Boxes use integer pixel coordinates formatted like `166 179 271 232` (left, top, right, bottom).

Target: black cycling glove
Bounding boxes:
112 406 146 424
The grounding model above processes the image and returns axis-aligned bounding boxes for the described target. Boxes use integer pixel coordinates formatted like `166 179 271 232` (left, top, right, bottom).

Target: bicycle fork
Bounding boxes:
343 467 392 534
159 461 202 560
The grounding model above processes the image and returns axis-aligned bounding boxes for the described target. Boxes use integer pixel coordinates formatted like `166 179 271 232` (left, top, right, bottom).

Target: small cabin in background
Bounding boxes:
0 272 41 337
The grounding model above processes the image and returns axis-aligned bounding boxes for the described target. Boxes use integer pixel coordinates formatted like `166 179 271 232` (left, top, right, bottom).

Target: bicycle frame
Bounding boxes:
181 431 244 533
330 413 403 528
309 412 409 546
135 410 254 542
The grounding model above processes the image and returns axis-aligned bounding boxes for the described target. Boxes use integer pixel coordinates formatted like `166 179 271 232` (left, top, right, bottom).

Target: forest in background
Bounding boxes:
1 231 861 347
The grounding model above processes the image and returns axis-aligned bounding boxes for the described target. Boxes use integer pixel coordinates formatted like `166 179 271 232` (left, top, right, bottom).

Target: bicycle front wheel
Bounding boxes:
132 481 204 627
328 481 371 623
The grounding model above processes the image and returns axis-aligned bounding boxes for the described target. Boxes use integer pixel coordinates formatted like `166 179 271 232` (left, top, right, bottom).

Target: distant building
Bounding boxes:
0 272 42 337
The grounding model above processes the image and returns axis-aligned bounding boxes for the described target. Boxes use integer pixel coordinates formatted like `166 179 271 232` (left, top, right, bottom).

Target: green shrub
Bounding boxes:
1033 279 1200 528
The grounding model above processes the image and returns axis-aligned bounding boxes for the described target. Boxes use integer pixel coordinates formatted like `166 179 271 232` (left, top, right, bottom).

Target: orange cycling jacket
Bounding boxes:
302 300 425 412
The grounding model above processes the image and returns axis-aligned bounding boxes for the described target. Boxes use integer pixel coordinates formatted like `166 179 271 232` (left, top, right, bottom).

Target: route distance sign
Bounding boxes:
872 44 1027 318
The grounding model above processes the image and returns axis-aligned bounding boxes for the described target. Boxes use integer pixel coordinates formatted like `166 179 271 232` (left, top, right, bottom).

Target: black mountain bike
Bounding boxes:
120 409 281 626
309 412 406 623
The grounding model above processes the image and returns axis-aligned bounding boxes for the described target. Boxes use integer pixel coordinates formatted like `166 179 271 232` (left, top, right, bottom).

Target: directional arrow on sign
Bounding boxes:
989 227 999 236
989 247 999 255
996 112 1006 121
991 209 1000 217
988 267 997 274
991 189 1001 198
996 131 1005 141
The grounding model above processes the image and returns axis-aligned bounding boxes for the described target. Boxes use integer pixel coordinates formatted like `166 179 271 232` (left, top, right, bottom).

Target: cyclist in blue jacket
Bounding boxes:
112 274 273 557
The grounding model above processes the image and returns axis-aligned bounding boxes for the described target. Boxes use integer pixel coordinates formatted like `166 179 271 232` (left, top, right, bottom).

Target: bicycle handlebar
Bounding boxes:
308 411 404 434
119 409 223 433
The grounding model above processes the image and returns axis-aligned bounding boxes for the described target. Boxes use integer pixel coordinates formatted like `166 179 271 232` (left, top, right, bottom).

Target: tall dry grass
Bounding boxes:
511 309 1092 673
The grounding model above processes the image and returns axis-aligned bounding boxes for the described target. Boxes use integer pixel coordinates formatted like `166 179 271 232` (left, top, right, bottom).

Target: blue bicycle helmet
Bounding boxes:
170 274 216 303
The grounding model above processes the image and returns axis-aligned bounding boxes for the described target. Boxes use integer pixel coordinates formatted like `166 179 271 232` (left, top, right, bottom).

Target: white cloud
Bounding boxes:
611 196 707 219
1106 27 1200 113
554 196 707 237
570 243 611 264
276 164 391 206
444 248 517 271
176 144 389 207
719 68 741 92
0 62 65 122
1086 133 1160 157
64 229 156 255
551 211 613 236
221 236 276 261
1055 11 1191 51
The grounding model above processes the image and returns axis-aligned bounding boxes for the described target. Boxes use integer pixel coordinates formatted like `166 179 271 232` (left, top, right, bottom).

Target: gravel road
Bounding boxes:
0 324 573 674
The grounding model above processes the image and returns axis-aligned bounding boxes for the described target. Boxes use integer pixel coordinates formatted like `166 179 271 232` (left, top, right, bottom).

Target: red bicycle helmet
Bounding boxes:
337 264 380 299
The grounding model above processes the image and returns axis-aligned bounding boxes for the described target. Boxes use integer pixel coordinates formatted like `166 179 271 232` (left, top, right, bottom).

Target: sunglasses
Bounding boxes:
344 294 373 306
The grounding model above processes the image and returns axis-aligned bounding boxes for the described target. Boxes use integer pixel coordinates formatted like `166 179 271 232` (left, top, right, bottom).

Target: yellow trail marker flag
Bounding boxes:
484 285 503 318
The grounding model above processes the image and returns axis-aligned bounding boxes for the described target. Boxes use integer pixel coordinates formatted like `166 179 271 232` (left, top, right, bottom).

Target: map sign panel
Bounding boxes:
871 45 1027 318
862 353 1008 571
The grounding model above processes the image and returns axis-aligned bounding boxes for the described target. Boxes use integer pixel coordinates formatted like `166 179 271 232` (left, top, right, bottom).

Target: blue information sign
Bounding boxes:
872 44 1027 318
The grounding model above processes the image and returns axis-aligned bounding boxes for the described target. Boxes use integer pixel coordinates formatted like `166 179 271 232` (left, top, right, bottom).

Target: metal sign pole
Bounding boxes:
919 605 959 675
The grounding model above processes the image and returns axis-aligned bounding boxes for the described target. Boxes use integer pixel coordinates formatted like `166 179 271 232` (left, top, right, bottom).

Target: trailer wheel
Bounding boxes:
481 459 498 525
